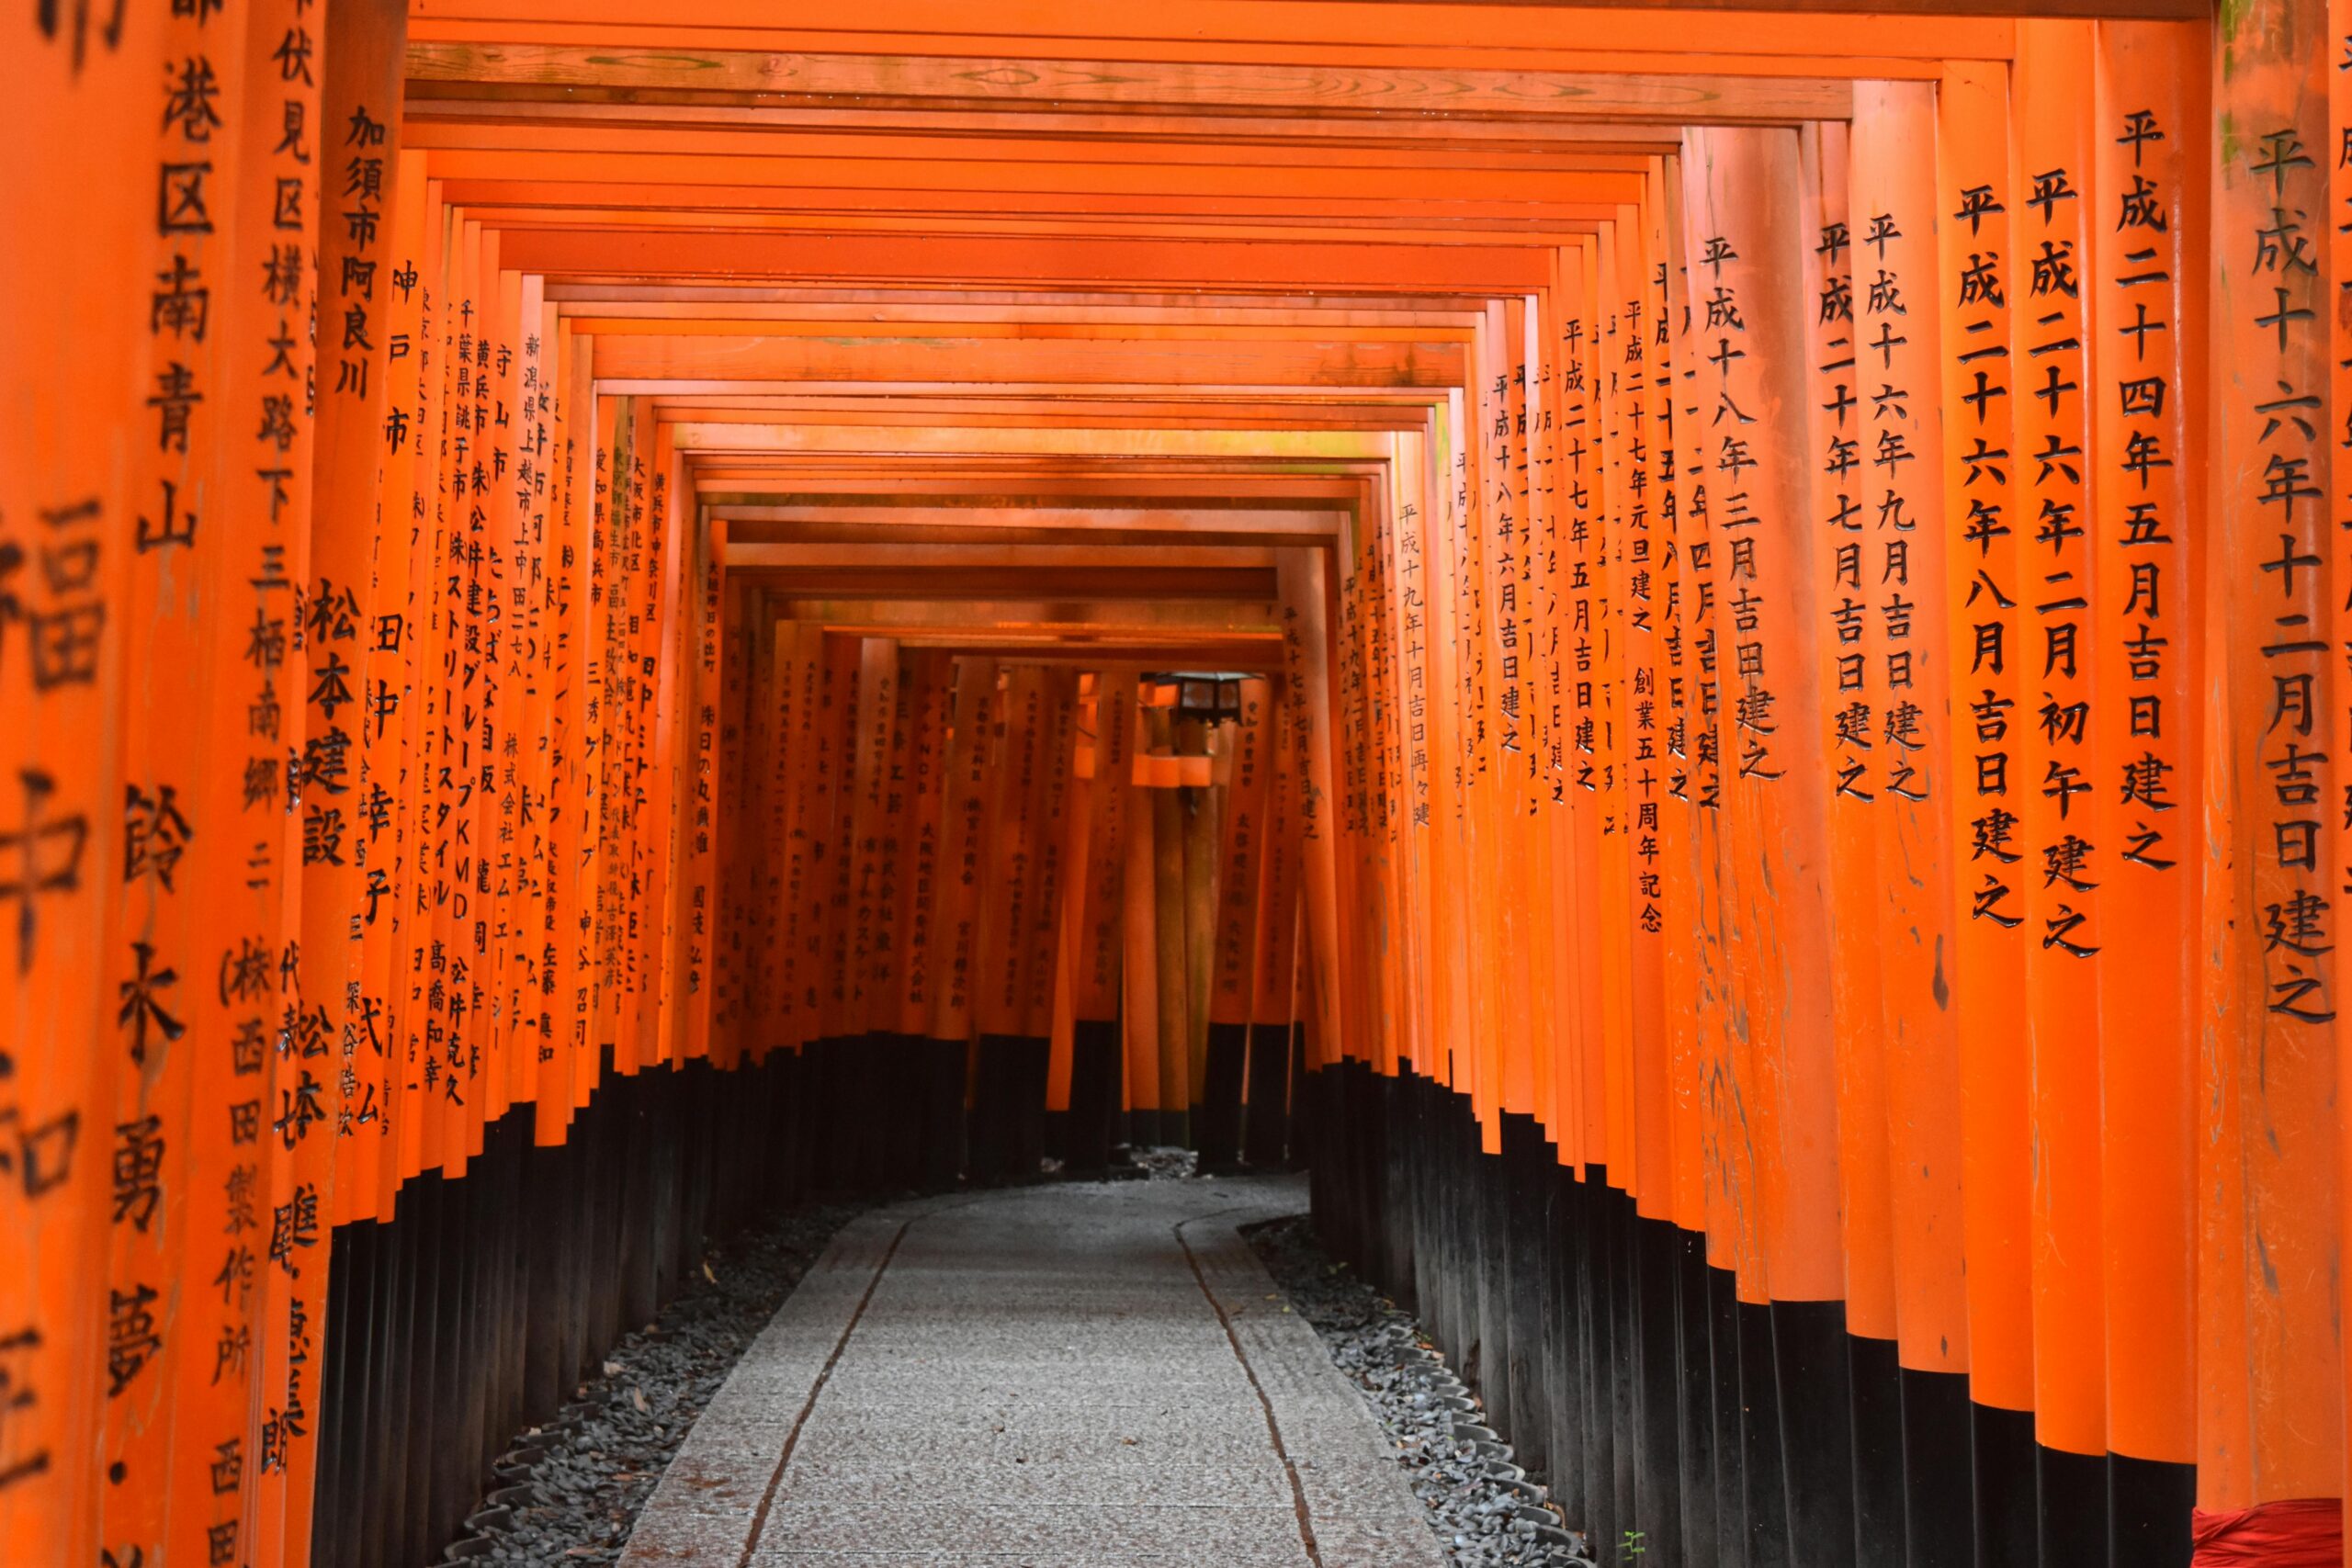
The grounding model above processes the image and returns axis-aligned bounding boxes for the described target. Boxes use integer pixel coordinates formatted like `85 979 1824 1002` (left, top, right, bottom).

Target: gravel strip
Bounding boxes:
1245 1215 1596 1568
444 1200 869 1566
1128 1143 1202 1179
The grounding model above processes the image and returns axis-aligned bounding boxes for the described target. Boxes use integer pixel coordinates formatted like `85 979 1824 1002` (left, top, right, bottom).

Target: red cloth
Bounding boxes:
2191 1498 2343 1567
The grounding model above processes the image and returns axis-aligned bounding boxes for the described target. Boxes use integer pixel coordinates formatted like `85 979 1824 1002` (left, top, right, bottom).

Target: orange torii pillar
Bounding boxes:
1196 676 1273 1168
1064 670 1138 1171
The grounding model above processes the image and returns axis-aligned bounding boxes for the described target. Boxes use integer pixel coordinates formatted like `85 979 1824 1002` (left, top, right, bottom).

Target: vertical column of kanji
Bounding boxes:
1688 124 1851 1402
1801 116 1903 1543
770 622 816 1063
1453 329 1500 1139
710 582 757 1066
2334 0 2352 1532
1655 199 1707 1236
1366 480 1406 1088
587 387 626 1093
819 640 866 1083
618 395 656 1070
1024 674 1078 1040
1654 155 1713 1247
1046 672 1097 1123
1593 219 1638 1185
786 624 828 1074
534 328 578 1106
744 599 787 1064
821 638 869 1109
1521 288 1566 1145
537 317 589 1133
703 577 743 1066
395 186 449 1182
1337 492 1388 1083
1279 547 1348 1088
653 442 695 1062
894 654 948 1061
2199 0 2341 1544
1383 431 1437 1090
390 187 435 1175
843 637 896 1119
579 388 615 1080
513 279 557 1085
674 496 724 1062
435 218 484 1162
591 396 631 1075
1482 303 1532 1134
927 658 991 1157
868 637 917 1060
1626 175 1673 1224
706 576 742 1066
1393 439 1439 1106
243 0 326 1558
634 423 682 1066
0 2 161 1560
295 11 402 1556
481 261 532 1098
2089 21 2203 1551
101 0 245 1561
1432 395 1480 1115
986 668 1046 1159
1850 89 1972 1523
562 342 604 1112
651 440 698 1066
745 609 786 1059
1557 243 1605 1164
1608 213 1651 1200
1522 288 1561 1133
306 0 403 1244
840 642 904 1093
452 237 503 1119
363 152 427 1207
1930 51 2033 1549
1430 359 1486 1128
469 231 508 1144
1358 452 1395 1085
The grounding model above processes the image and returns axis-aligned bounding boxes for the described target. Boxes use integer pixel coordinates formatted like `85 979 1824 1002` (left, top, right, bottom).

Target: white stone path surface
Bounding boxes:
618 1175 1448 1567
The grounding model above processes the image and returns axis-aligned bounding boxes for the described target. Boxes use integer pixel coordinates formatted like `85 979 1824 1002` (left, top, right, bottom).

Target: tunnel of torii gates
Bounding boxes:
9 0 2352 1562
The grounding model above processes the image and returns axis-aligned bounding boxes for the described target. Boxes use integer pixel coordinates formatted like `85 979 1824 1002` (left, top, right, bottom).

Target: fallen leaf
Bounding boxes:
702 1261 718 1284
630 1387 650 1413
602 1360 622 1377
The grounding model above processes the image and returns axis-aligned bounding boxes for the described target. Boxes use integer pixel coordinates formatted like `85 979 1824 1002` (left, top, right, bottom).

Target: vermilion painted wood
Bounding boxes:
2011 20 2107 1461
2090 17 2199 1474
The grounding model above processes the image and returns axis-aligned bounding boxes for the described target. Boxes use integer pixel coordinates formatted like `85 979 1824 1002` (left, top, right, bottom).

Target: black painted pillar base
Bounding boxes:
1194 1020 1250 1168
1241 1021 1291 1166
1065 1018 1121 1172
913 1035 966 1189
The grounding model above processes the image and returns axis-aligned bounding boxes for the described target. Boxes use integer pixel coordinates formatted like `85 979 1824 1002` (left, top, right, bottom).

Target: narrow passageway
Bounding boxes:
620 1179 1443 1568
14 1 2352 1565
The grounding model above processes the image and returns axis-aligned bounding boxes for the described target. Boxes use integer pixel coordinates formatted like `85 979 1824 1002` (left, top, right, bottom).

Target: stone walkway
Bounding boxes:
618 1176 1447 1567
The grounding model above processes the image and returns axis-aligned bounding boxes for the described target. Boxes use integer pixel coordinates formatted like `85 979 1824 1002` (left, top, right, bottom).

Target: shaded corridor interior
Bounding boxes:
5 0 2350 1563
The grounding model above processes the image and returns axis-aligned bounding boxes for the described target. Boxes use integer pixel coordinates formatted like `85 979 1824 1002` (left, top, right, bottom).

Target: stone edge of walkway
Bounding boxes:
615 1196 970 1567
617 1180 1448 1568
1176 1190 1453 1568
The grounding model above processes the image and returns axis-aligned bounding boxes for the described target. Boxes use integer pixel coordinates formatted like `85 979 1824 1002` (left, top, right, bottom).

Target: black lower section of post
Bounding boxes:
312 1053 809 1568
1299 1062 2202 1568
1066 1017 1121 1172
1195 1020 1250 1168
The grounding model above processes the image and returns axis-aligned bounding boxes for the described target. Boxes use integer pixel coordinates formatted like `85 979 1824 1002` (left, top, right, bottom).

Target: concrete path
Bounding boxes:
618 1175 1447 1567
